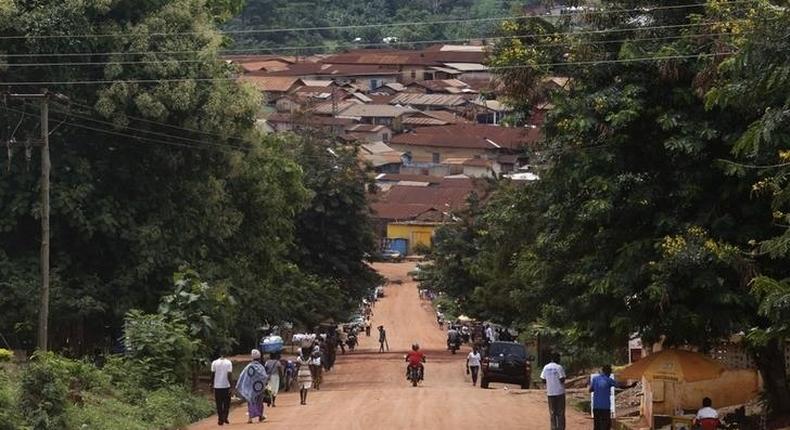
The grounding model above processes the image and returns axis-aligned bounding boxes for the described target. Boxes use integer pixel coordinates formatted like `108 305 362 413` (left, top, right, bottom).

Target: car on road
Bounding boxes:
480 341 533 389
380 249 403 262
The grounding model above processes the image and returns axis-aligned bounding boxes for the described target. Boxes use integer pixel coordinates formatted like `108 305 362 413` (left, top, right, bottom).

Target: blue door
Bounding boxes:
389 238 408 255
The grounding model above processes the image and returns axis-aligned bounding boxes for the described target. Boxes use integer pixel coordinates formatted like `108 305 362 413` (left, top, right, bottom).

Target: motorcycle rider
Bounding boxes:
405 343 426 381
447 326 461 351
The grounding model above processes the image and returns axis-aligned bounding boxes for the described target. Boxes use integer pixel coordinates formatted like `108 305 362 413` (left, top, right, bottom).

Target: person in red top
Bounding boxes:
405 343 426 381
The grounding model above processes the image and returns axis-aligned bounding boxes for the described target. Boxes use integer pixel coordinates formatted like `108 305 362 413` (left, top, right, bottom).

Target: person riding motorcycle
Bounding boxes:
405 343 426 381
447 327 461 351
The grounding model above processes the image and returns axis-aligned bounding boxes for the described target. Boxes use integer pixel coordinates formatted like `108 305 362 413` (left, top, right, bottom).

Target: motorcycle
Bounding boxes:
347 334 358 351
448 338 461 354
407 364 423 387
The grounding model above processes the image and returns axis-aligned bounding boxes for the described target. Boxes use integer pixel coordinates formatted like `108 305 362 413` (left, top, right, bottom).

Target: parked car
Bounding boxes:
480 341 533 389
381 249 402 262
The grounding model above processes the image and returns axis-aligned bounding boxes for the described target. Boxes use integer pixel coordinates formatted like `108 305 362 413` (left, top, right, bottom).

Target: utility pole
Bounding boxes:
38 94 50 352
6 90 53 351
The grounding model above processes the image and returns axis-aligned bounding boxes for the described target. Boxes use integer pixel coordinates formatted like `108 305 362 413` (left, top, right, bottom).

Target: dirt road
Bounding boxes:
189 262 590 430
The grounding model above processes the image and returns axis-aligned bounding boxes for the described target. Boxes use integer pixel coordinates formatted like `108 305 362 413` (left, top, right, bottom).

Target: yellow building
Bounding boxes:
387 222 441 253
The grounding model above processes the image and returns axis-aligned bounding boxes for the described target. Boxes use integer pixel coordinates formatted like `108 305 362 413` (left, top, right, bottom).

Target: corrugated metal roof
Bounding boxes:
402 116 448 126
442 63 489 72
390 93 468 107
240 76 302 92
338 104 417 118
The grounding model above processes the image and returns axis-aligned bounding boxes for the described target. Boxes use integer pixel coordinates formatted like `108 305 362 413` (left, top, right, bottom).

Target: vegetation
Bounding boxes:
0 0 380 355
0 353 211 430
224 0 540 52
424 0 790 417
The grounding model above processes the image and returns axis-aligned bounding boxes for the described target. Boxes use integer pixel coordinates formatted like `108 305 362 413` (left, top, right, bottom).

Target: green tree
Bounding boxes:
430 0 789 414
290 132 382 316
705 2 790 414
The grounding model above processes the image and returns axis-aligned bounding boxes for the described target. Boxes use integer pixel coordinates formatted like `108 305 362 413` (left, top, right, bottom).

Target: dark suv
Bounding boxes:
480 341 532 389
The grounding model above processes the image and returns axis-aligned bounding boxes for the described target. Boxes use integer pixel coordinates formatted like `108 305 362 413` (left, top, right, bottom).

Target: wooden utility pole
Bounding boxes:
6 90 52 351
38 95 50 352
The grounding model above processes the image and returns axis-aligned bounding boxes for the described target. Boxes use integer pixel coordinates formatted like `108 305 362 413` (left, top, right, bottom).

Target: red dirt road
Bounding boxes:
188 262 590 430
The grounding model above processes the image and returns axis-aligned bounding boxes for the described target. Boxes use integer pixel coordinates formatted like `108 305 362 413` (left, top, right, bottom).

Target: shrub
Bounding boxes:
19 354 69 430
0 349 12 362
123 310 195 389
143 387 213 429
0 368 23 430
64 394 147 430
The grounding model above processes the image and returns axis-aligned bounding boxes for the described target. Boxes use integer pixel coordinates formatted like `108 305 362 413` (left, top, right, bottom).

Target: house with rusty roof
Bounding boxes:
345 124 393 143
239 76 305 103
258 62 400 91
359 142 404 174
389 93 470 111
370 175 485 253
264 112 356 135
403 79 476 94
337 104 418 132
389 123 540 172
402 110 469 128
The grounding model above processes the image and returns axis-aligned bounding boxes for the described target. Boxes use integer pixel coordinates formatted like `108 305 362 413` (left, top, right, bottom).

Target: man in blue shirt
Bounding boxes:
589 365 637 430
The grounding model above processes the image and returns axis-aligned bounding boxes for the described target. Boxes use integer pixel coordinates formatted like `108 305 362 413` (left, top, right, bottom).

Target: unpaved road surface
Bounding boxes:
189 262 590 430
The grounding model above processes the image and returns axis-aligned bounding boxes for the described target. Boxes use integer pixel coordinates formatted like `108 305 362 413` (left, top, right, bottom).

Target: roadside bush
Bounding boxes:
0 368 23 430
65 394 146 430
0 348 12 362
142 387 213 429
411 243 433 256
123 310 195 389
19 354 69 430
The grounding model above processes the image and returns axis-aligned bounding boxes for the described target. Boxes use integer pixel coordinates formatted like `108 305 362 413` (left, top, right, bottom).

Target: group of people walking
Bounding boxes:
208 318 381 424
210 349 286 425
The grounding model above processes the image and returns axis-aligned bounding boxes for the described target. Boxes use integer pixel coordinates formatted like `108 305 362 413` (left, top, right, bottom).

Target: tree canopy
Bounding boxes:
424 0 790 415
0 0 379 353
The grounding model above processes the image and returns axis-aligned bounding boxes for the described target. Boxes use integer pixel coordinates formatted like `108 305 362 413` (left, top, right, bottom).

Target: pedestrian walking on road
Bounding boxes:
309 348 323 390
378 325 389 352
265 352 284 408
210 350 233 426
236 349 269 423
590 365 637 430
541 353 567 430
467 346 482 386
296 348 313 405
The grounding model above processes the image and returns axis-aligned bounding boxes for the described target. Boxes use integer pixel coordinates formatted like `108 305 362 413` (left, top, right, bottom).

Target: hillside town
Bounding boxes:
1 1 789 430
232 44 551 253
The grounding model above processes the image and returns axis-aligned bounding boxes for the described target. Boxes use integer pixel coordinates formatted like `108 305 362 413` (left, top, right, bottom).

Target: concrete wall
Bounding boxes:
641 369 761 421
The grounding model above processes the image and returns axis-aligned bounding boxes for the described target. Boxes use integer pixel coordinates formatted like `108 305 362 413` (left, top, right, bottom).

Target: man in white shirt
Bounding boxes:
693 397 721 430
540 353 567 430
211 352 233 426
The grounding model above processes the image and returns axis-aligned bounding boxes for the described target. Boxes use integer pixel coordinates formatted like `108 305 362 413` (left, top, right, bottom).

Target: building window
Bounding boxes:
410 70 417 79
424 72 434 81
383 133 390 143
432 152 440 164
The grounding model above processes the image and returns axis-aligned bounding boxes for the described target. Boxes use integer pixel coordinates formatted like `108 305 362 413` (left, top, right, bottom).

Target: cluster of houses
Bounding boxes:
230 44 567 254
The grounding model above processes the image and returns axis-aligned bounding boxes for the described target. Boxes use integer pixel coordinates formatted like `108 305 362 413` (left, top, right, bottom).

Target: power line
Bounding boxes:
2 32 737 68
0 52 736 86
3 105 232 152
65 99 253 144
5 103 382 160
0 28 726 60
0 1 755 41
48 105 250 151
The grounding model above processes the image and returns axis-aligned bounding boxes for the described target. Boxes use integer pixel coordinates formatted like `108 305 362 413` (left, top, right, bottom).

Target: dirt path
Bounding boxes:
188 262 591 430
